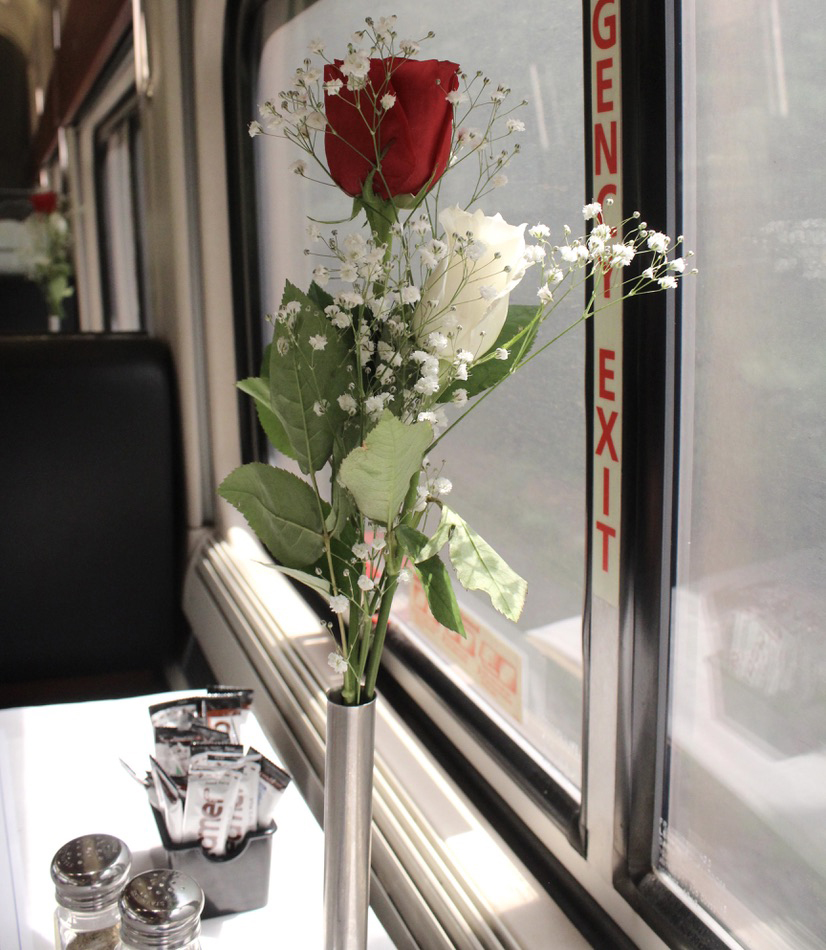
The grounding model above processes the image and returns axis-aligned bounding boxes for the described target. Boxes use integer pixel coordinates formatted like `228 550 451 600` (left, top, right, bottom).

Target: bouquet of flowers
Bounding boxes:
24 191 74 321
220 17 692 706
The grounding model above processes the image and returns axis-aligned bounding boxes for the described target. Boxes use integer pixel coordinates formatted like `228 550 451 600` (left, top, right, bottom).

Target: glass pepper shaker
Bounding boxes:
51 833 132 950
117 869 204 950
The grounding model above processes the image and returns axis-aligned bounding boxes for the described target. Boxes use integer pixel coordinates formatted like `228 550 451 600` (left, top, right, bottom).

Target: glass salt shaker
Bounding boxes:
51 833 132 950
117 869 204 950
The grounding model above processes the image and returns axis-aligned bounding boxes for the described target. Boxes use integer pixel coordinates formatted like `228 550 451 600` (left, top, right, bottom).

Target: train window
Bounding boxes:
70 53 150 332
252 0 587 804
658 1 826 946
95 101 148 332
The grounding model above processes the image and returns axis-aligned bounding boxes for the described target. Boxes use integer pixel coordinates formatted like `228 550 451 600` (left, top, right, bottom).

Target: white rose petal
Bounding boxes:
413 206 532 361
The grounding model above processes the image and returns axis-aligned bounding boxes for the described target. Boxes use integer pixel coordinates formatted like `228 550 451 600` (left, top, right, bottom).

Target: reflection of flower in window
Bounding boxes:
23 192 74 321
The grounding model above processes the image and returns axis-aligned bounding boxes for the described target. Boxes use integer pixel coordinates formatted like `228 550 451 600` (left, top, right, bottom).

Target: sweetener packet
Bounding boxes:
149 698 201 731
227 762 261 849
202 694 247 744
249 748 292 826
182 768 242 856
150 756 185 843
153 726 236 778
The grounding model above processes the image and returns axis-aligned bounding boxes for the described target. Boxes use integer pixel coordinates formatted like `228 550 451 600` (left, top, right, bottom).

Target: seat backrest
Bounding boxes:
0 334 184 685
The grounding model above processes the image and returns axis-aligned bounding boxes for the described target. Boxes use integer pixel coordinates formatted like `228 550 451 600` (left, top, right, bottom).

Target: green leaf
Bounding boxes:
259 562 331 597
395 524 429 560
415 555 466 636
306 280 336 313
439 506 527 622
218 463 327 568
338 410 432 525
438 304 542 401
269 282 355 473
237 376 297 461
325 476 356 538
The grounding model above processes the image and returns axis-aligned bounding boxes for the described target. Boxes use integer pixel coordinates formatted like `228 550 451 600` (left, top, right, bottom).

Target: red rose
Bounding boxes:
30 191 58 214
324 57 460 200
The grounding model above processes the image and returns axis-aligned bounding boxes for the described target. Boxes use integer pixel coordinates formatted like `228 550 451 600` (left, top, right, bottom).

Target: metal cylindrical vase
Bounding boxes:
323 689 377 950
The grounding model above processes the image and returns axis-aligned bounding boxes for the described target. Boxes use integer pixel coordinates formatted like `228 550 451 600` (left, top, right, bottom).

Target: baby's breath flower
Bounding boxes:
610 243 635 268
324 78 344 96
431 476 453 496
337 290 364 308
313 266 330 286
290 160 308 175
457 127 483 148
658 275 678 289
305 111 327 131
452 388 468 406
248 120 263 137
582 202 602 220
426 331 449 353
414 375 440 395
669 257 686 273
381 93 397 110
506 119 525 132
538 285 554 304
328 651 349 673
446 89 468 106
492 174 508 188
338 393 358 415
465 240 487 262
340 49 370 79
494 348 509 360
530 223 551 239
309 334 328 350
308 39 325 55
352 541 370 559
400 285 421 305
312 399 328 416
410 215 431 235
647 231 670 254
357 574 376 592
523 245 546 263
366 393 390 416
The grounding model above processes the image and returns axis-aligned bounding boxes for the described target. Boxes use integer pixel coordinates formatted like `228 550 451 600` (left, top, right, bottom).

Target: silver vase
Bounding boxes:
323 689 377 950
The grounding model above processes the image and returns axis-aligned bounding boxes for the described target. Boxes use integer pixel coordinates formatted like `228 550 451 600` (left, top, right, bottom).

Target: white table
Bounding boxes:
0 691 395 949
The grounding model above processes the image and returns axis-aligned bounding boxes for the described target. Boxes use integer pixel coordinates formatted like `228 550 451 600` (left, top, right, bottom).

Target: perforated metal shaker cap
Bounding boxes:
51 834 132 912
119 869 204 949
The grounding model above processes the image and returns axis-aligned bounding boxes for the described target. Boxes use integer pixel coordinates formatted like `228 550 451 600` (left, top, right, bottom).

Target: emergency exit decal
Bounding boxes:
590 0 622 606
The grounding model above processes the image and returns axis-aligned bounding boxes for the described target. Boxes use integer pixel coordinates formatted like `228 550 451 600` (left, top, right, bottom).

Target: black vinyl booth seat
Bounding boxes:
0 334 186 704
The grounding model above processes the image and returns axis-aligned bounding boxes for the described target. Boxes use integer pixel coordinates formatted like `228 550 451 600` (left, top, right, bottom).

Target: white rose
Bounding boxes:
413 206 531 360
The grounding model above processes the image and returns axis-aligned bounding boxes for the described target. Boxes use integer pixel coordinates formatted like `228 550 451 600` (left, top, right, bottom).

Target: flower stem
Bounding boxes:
363 572 399 701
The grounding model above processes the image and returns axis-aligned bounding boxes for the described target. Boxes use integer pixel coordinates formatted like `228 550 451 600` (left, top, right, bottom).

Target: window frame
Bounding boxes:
93 93 149 332
611 2 745 948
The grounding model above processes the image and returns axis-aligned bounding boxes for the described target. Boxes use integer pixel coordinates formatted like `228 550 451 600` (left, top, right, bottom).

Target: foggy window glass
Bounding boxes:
665 3 826 947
